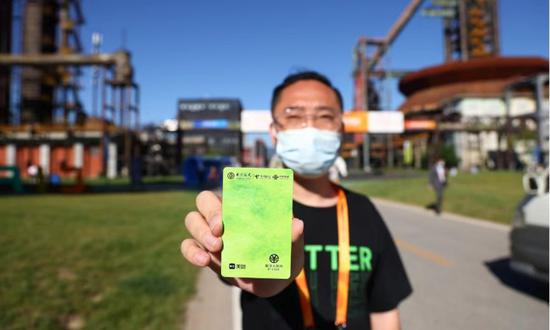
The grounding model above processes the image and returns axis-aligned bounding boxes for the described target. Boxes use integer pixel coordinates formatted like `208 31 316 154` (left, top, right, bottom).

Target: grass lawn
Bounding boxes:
343 170 524 224
0 191 198 330
27 175 186 186
86 175 185 186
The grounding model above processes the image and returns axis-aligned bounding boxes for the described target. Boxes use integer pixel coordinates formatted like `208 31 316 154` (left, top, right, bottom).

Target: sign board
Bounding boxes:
241 110 273 133
404 119 437 131
421 8 456 17
191 119 229 129
178 99 241 121
456 97 536 117
367 111 404 133
179 119 240 131
343 111 368 133
344 111 404 134
432 0 458 7
235 110 405 134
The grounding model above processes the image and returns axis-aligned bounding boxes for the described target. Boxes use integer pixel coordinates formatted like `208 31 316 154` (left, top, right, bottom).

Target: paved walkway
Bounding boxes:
375 198 547 330
182 268 240 330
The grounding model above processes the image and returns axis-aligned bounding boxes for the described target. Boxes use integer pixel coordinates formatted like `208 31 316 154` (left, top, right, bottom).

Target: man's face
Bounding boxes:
269 80 342 143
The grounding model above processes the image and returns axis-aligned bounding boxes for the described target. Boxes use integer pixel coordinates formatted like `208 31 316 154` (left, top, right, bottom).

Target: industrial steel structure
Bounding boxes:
350 0 423 171
0 0 140 180
351 0 548 170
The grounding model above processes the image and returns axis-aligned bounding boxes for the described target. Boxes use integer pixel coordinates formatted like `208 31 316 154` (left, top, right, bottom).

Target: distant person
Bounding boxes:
329 155 348 183
427 158 446 215
207 166 219 185
130 156 143 185
27 162 38 183
36 166 47 193
469 164 479 175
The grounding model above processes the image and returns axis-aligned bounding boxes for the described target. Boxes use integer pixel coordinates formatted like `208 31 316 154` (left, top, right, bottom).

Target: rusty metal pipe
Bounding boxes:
0 53 117 66
0 51 134 86
368 0 424 71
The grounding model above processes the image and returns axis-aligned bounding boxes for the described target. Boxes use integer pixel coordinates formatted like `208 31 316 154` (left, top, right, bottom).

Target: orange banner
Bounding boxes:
404 119 437 131
343 111 368 133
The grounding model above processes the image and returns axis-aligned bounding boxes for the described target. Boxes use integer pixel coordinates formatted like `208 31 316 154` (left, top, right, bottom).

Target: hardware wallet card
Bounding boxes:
221 167 293 279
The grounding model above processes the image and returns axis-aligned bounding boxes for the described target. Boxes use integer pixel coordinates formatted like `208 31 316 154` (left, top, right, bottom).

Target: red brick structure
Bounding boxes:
0 118 127 178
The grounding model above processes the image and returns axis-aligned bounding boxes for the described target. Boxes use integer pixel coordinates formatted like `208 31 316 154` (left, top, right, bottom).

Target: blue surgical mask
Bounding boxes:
276 127 341 177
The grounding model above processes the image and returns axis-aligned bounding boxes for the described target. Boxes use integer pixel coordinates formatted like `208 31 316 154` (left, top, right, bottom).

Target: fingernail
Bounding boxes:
210 222 221 235
195 253 209 265
210 215 221 231
207 236 219 249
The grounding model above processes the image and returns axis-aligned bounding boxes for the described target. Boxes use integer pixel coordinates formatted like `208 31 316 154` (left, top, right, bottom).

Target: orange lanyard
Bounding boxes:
295 188 350 329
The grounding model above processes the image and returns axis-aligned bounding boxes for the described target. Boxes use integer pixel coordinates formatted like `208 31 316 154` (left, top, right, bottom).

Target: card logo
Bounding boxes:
229 171 290 181
269 254 279 264
228 263 246 270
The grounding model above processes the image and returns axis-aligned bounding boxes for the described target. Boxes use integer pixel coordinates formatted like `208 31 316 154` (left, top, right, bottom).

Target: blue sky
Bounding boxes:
78 0 549 125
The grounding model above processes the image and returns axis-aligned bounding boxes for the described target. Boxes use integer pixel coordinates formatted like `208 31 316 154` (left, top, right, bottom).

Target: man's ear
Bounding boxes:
269 122 278 146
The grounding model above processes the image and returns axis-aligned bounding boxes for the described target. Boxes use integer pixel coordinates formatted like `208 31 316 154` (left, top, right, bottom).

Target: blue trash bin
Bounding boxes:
49 174 61 186
183 156 233 189
183 156 204 189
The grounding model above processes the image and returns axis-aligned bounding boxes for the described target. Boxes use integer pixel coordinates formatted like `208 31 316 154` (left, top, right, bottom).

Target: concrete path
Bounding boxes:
182 268 241 330
374 198 548 330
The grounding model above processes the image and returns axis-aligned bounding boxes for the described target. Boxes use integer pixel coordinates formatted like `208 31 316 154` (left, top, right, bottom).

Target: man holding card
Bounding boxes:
181 71 412 330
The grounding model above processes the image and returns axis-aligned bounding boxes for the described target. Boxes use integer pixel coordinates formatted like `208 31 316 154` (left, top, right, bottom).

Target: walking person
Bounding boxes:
428 158 447 215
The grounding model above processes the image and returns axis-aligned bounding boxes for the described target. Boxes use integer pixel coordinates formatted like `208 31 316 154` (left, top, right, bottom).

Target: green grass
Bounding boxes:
0 191 198 330
86 175 185 186
343 170 524 224
27 175 185 186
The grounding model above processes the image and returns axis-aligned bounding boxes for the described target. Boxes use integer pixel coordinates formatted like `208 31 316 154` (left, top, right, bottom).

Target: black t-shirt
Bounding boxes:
241 188 413 330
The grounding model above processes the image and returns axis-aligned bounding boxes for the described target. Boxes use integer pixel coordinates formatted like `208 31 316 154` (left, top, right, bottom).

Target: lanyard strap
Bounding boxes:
296 188 350 329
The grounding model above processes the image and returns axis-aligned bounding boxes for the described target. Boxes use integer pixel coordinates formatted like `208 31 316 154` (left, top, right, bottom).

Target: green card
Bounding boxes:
221 167 294 279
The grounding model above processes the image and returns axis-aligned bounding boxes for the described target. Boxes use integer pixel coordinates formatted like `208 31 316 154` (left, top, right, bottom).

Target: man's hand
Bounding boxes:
180 190 304 297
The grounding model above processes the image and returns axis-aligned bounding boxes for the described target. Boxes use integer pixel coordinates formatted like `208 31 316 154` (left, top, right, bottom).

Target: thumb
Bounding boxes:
291 217 304 242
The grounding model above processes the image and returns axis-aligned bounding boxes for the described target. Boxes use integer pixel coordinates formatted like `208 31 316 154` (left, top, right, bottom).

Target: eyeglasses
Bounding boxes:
274 107 342 130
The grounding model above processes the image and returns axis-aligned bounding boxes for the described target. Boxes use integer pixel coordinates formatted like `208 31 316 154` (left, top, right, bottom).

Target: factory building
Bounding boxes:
399 57 548 170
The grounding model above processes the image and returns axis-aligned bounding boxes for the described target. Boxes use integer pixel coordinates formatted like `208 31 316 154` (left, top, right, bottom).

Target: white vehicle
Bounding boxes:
510 167 549 281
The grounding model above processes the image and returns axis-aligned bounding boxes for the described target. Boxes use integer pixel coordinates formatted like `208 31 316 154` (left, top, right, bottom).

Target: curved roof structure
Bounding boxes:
398 57 549 114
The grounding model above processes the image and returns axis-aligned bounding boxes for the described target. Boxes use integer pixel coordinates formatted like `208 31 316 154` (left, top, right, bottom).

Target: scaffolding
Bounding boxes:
352 0 424 171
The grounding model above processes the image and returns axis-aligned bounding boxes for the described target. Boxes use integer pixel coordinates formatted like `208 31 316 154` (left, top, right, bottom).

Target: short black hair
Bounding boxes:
270 71 344 113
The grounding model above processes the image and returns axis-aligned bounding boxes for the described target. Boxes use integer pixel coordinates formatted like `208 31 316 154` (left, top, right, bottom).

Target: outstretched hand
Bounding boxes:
180 190 304 297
